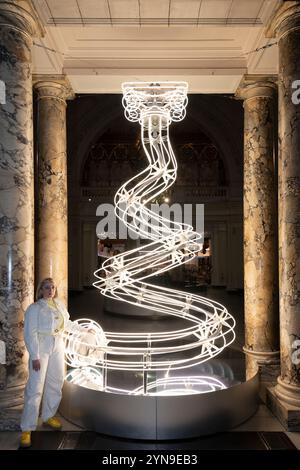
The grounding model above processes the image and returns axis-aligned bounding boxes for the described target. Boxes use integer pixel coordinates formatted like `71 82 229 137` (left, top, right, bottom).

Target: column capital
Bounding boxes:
0 0 44 39
235 75 277 101
33 75 75 102
265 1 300 39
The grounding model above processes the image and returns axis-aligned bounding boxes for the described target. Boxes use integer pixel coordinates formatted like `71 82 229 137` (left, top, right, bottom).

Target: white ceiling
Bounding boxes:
31 0 280 93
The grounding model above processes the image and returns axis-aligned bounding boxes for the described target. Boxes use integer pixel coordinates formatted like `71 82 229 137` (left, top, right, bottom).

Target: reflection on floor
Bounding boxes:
1 287 300 450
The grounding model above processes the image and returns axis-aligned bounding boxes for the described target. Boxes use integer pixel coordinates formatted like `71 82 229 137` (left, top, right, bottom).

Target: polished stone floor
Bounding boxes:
1 286 300 450
1 430 297 451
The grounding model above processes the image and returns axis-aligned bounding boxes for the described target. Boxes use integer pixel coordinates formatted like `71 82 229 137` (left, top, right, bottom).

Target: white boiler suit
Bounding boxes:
20 298 78 431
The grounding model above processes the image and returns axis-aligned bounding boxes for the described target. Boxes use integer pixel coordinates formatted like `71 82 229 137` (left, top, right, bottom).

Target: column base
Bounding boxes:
267 386 300 431
259 362 281 383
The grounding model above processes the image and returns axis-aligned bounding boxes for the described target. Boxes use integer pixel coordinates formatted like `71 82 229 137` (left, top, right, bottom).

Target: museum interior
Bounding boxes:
0 0 300 452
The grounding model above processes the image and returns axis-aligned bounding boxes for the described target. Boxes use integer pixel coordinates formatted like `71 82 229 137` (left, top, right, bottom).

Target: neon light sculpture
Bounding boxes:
64 82 235 395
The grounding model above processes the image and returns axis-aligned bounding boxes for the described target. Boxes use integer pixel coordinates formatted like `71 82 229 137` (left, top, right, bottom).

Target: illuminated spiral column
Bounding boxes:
66 82 236 396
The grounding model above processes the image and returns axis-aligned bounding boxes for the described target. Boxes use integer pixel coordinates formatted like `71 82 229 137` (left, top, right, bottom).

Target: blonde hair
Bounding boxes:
36 278 58 300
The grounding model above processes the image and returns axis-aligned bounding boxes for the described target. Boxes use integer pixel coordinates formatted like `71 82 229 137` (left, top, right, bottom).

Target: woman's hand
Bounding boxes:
32 359 41 371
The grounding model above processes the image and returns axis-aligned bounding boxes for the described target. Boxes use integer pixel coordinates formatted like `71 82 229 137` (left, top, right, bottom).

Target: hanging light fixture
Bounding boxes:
64 82 236 396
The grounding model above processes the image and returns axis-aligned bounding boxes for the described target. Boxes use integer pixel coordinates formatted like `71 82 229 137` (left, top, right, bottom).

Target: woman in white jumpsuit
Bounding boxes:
20 277 103 447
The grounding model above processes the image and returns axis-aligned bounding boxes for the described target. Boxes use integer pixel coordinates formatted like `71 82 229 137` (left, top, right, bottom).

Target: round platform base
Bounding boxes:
60 353 259 440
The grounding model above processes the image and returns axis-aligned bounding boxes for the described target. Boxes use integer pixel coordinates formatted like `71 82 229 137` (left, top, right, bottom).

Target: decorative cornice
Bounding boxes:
0 1 44 39
265 1 300 39
33 75 75 101
235 74 278 101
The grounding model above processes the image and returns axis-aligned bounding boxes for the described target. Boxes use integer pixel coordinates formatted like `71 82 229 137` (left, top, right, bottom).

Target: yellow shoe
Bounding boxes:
20 431 31 448
43 417 62 430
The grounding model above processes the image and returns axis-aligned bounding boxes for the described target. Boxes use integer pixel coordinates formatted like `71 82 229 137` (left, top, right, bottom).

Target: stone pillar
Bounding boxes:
236 76 279 380
266 2 300 429
33 77 74 307
0 1 43 428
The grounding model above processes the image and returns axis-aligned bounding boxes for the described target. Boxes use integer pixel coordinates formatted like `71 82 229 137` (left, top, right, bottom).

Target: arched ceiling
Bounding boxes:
31 0 280 93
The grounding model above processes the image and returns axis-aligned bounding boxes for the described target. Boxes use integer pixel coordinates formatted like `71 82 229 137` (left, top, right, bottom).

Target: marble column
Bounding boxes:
266 2 300 423
34 77 74 307
0 1 43 428
236 76 279 380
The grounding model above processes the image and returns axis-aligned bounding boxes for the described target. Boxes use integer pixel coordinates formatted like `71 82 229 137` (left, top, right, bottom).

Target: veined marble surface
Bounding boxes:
0 24 34 390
